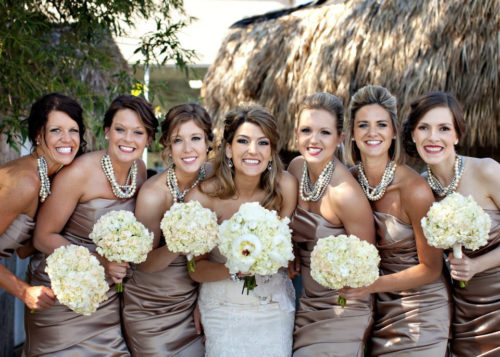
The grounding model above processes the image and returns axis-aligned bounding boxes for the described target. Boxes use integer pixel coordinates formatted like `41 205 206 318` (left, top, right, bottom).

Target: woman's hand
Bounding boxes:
23 285 56 310
103 259 130 284
447 253 478 282
288 256 301 278
339 285 372 300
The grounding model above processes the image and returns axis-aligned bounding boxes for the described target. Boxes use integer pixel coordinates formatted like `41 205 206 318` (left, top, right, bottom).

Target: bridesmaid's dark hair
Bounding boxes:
103 95 159 140
403 91 466 157
27 93 86 156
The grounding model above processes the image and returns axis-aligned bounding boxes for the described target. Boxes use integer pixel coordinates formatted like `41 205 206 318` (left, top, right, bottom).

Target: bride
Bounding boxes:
187 104 298 357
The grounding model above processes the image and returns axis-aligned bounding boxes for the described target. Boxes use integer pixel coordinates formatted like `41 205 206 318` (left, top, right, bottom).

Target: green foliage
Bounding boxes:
0 0 195 151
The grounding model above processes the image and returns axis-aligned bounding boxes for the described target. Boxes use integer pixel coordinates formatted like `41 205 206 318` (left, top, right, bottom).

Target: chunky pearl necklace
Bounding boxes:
358 161 396 201
100 154 137 199
166 165 206 203
427 155 464 197
300 160 335 202
37 156 51 202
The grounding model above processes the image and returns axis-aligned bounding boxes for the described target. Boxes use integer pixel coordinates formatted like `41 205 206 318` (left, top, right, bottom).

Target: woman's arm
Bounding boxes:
279 171 298 218
136 176 180 273
342 177 443 299
189 254 231 283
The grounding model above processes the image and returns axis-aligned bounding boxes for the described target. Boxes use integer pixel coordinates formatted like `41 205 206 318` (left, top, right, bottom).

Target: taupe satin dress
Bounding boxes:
122 245 204 357
24 198 132 357
291 206 373 357
451 209 500 357
371 211 451 356
0 214 34 258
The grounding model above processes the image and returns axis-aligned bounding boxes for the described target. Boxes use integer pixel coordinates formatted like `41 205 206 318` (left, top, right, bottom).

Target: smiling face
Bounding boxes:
412 106 458 166
36 110 81 166
225 122 272 177
296 109 343 167
169 119 209 176
104 108 149 164
353 104 394 161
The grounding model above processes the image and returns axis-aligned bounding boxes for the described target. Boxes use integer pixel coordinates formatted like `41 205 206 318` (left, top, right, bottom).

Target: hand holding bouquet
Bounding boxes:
311 234 380 307
218 202 294 294
421 192 491 287
160 200 219 272
46 245 108 315
89 210 154 292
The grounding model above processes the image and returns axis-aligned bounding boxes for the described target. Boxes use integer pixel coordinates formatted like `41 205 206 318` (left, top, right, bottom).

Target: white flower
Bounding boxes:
421 193 491 251
89 210 154 264
218 202 294 275
310 234 380 289
160 200 219 257
46 245 108 315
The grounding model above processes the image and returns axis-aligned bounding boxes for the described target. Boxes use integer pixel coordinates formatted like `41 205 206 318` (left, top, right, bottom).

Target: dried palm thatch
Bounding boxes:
202 0 499 154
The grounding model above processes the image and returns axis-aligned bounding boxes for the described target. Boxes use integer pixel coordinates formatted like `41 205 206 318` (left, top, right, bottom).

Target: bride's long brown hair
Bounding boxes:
211 104 284 211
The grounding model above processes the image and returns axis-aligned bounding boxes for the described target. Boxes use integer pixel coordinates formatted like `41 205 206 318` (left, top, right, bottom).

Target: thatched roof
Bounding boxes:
202 0 499 154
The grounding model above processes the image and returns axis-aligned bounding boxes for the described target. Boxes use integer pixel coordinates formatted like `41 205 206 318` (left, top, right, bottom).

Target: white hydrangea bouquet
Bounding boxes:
218 202 294 295
311 234 380 307
160 200 219 273
421 192 491 287
45 245 109 315
89 210 154 292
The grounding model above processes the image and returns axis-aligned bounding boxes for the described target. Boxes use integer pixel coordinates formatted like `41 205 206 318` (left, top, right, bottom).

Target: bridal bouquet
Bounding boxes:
160 200 218 272
45 245 108 315
89 210 154 292
311 234 380 307
218 202 294 294
421 192 491 287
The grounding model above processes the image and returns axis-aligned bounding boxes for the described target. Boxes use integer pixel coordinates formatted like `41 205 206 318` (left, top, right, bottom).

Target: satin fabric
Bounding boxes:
198 247 295 357
371 211 451 356
24 198 132 356
450 209 500 357
290 206 373 357
0 214 34 258
122 252 204 357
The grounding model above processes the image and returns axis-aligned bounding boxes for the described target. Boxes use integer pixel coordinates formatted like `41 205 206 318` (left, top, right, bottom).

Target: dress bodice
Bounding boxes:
290 205 346 268
0 214 34 258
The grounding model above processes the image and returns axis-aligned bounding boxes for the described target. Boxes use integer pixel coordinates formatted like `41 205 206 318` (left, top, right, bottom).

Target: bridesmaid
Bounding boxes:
403 91 500 357
26 95 158 356
122 103 212 356
188 105 298 357
341 85 451 355
287 92 375 356
0 93 85 311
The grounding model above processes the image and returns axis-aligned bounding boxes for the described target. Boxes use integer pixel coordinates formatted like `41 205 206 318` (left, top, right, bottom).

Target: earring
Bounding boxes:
412 137 415 143
454 140 459 145
36 141 40 146
105 136 109 140
227 158 233 168
267 161 272 171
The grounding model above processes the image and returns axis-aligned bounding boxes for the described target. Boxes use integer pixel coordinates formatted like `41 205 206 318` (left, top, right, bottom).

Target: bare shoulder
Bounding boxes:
287 155 304 179
398 164 434 203
137 171 170 208
279 170 298 188
0 157 38 199
327 162 364 205
468 156 500 182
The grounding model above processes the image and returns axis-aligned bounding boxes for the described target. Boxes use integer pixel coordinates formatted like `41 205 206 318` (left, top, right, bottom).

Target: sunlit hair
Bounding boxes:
26 93 87 156
344 85 403 166
103 95 158 140
159 103 213 163
403 91 466 157
212 104 284 211
297 92 344 135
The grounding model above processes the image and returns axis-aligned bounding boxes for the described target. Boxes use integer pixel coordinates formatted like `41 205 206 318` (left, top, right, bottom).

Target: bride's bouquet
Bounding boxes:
46 245 108 315
89 210 154 292
311 234 380 307
421 192 491 287
218 202 294 295
160 200 219 272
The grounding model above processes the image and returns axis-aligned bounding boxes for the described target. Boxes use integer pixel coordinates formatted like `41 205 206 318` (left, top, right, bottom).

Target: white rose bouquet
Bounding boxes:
421 192 491 287
218 202 294 294
89 210 154 292
160 200 219 272
310 234 380 307
45 245 108 315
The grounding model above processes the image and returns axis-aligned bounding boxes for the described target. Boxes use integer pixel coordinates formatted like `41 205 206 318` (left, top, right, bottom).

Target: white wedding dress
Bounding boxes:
198 248 295 357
